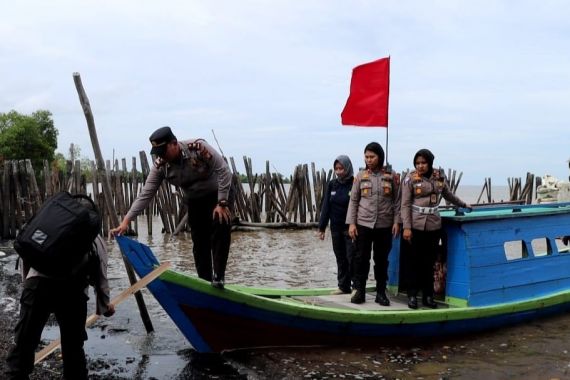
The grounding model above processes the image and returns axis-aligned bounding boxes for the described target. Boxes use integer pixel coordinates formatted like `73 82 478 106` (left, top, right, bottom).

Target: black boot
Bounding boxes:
375 290 390 306
408 295 418 309
422 295 437 309
351 289 365 304
211 274 225 289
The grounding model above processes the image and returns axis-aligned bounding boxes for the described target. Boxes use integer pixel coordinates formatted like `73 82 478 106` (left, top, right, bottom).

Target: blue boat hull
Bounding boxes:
117 233 570 353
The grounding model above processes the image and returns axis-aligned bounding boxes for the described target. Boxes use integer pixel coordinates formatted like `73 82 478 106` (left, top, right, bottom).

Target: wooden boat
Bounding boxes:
117 202 570 353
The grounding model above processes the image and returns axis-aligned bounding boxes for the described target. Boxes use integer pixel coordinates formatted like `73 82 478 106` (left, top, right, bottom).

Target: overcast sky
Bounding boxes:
1 1 569 185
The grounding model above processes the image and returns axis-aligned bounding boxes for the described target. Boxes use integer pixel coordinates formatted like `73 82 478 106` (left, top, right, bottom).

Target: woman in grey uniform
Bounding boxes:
346 142 400 305
401 148 469 309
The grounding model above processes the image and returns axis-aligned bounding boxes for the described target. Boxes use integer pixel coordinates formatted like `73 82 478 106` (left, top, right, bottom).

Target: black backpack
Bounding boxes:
14 191 102 277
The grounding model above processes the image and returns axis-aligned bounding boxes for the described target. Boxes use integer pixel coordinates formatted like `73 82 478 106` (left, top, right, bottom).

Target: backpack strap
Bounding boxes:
71 193 98 212
69 241 98 281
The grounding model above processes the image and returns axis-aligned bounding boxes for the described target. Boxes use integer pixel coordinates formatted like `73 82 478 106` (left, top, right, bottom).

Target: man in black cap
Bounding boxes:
111 126 233 289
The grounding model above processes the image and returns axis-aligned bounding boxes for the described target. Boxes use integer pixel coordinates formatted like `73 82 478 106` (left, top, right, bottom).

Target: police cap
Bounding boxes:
149 126 177 156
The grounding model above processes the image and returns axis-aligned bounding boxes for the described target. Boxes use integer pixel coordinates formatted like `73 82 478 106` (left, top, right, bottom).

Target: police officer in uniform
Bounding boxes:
111 126 233 289
6 225 114 379
401 148 469 309
317 155 356 294
346 142 401 305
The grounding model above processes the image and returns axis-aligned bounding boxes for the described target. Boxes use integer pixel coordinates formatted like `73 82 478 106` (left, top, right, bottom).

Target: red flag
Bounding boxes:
341 57 390 127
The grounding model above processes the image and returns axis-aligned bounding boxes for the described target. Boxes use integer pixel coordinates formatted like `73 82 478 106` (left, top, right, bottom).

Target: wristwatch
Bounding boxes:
218 200 229 208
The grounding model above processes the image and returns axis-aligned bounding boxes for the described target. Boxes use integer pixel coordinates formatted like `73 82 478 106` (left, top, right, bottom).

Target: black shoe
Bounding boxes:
211 275 225 289
408 295 418 309
375 291 390 306
422 296 437 309
351 289 365 304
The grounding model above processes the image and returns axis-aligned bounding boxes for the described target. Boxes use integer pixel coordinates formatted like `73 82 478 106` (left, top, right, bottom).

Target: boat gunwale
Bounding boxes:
441 202 570 222
157 268 570 325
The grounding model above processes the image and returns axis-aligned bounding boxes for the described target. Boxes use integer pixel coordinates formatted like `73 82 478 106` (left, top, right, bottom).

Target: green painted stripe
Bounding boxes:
158 270 570 325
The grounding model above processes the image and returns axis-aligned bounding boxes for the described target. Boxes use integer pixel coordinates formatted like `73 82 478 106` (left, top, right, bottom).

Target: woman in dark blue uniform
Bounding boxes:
317 155 356 294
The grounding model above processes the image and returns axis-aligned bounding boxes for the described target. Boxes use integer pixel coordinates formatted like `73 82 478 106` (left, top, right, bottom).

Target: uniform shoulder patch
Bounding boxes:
394 173 401 185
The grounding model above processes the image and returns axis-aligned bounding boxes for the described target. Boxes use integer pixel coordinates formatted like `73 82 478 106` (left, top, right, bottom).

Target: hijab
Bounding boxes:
334 155 354 184
413 148 435 178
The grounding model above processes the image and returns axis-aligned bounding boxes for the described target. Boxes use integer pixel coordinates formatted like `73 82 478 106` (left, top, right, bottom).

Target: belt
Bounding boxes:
412 205 439 215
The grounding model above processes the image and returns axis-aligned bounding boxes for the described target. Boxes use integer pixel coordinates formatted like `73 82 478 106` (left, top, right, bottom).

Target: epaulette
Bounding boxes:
381 168 396 196
412 170 422 183
153 157 166 168
410 170 423 195
433 167 445 191
431 167 445 180
187 139 212 160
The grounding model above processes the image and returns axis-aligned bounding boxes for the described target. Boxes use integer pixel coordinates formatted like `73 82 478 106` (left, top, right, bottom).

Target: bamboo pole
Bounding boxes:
264 161 271 222
73 72 154 333
311 162 321 218
17 160 33 220
42 160 52 198
121 158 129 212
229 157 249 221
139 151 153 236
243 156 260 222
476 180 487 204
131 157 139 233
24 159 41 215
11 161 25 227
2 162 11 238
454 172 463 193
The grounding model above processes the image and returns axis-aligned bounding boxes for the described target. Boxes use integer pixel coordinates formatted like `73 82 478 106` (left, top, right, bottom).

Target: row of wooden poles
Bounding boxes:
0 155 334 240
1 156 479 240
476 173 537 205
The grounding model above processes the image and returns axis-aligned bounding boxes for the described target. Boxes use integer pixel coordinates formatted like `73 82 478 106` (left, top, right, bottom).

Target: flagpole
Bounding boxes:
385 128 389 168
385 55 391 168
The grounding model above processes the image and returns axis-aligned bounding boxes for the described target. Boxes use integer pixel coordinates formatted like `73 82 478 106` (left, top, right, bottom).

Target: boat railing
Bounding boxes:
439 201 570 215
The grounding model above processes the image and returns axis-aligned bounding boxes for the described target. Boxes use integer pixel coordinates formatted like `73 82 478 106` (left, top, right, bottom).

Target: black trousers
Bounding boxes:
330 226 356 292
407 229 441 299
5 277 88 380
186 191 232 282
352 225 392 291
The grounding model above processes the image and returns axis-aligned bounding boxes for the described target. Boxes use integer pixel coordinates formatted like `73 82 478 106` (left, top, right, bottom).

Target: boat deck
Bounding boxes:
288 292 449 311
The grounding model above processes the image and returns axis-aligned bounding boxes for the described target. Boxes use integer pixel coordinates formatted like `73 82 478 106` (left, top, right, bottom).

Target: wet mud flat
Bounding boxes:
3 233 570 379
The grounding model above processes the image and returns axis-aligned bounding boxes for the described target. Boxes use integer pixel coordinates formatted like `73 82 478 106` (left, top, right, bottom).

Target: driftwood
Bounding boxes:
234 221 318 230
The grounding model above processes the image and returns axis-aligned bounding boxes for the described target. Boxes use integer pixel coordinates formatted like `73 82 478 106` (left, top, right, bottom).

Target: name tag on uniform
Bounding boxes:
331 191 336 196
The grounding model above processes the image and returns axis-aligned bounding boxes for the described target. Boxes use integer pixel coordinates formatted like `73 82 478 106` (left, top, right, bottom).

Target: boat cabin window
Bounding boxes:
530 238 552 257
555 237 570 254
504 240 528 260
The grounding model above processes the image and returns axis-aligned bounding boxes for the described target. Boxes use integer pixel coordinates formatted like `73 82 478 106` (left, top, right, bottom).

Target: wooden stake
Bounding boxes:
73 72 154 333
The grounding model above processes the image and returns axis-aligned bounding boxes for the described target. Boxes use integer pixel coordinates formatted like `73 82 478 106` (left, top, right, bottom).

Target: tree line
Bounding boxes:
0 109 291 184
